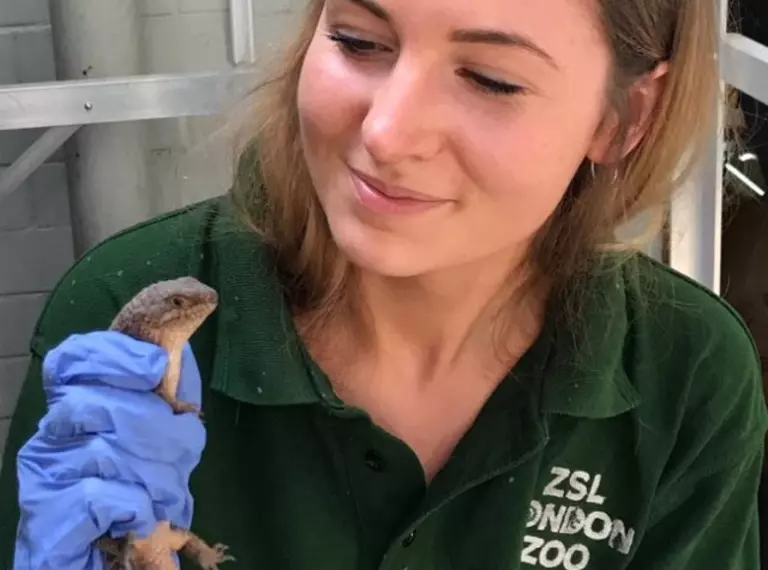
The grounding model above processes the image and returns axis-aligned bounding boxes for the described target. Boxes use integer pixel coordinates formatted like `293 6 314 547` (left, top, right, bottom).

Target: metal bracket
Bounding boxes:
0 125 80 200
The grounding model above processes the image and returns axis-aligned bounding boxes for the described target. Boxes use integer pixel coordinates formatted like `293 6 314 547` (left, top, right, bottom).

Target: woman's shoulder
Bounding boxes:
29 192 270 357
614 252 767 462
621 252 760 373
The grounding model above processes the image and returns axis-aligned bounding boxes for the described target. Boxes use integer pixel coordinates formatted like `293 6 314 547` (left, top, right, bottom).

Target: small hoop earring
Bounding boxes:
589 161 619 186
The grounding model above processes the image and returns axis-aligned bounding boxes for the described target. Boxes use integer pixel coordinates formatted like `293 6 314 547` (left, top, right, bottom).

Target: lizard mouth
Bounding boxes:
160 301 217 337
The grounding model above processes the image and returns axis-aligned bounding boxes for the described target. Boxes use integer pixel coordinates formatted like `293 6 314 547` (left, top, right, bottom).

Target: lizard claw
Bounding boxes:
169 399 203 418
196 543 236 569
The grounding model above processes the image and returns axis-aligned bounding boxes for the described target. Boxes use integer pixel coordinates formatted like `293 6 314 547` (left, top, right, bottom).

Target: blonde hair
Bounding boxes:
230 0 720 332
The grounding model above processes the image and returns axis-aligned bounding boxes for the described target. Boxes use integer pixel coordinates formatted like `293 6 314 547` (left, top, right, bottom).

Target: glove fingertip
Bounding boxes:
102 331 170 388
176 343 203 407
44 331 170 391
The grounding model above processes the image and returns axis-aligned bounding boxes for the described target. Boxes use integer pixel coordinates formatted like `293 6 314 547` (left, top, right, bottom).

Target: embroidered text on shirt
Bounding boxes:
520 466 635 569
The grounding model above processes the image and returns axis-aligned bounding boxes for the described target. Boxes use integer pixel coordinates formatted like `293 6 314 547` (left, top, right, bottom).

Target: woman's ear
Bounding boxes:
587 62 670 165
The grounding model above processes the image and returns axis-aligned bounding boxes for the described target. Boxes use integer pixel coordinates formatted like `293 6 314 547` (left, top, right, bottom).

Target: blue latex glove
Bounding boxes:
13 331 207 570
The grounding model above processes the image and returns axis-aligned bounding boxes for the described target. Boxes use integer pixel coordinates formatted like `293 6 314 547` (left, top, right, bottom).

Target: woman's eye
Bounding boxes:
326 30 523 99
326 32 385 56
458 69 525 97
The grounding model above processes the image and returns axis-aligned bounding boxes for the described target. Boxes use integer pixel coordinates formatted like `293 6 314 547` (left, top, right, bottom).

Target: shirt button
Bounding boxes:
402 530 416 547
364 449 386 472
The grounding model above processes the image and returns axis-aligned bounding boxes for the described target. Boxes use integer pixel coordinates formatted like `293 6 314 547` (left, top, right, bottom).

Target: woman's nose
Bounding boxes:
361 61 445 165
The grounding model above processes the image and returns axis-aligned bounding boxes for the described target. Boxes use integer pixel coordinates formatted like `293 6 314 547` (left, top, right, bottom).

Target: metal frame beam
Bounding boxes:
0 68 260 131
0 125 79 200
0 68 260 199
0 0 261 203
721 33 768 108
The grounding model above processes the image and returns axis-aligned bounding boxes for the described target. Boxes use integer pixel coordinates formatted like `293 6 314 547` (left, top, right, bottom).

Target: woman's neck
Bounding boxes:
315 253 545 383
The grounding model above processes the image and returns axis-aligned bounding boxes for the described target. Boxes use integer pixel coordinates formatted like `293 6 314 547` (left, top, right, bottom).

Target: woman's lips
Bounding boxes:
349 168 449 215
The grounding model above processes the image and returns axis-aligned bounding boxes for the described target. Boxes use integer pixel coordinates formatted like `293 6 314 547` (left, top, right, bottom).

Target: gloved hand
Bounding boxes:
12 331 206 570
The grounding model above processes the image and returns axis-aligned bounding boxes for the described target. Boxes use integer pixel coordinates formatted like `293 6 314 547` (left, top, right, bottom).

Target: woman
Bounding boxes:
1 0 765 569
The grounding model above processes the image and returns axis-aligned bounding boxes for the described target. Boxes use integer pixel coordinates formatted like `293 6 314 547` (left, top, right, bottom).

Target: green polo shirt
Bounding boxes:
1 192 766 570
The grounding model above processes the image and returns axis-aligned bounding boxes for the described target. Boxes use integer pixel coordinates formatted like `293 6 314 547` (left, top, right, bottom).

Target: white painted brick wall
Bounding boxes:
0 421 9 465
0 1 72 465
139 0 175 17
0 0 48 27
0 0 307 463
0 164 71 230
0 358 29 417
0 295 48 357
179 0 228 13
142 1 305 209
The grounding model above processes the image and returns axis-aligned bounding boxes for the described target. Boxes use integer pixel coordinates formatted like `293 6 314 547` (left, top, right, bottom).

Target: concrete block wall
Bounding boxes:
0 0 75 463
0 0 306 463
139 0 302 213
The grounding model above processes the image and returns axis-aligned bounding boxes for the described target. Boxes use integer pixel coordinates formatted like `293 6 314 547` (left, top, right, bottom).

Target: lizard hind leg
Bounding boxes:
152 385 203 418
168 399 203 418
179 531 235 570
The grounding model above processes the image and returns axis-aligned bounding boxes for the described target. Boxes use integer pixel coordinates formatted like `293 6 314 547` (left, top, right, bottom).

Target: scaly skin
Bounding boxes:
93 276 234 570
96 523 234 570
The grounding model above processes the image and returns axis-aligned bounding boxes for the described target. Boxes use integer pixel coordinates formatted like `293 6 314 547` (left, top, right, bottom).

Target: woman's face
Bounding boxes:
296 0 616 278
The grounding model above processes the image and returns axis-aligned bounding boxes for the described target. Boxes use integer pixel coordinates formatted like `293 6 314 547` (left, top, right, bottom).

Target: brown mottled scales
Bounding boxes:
108 276 218 416
94 277 235 569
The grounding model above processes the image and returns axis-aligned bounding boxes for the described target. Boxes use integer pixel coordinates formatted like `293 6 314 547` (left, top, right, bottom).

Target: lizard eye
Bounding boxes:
170 296 186 308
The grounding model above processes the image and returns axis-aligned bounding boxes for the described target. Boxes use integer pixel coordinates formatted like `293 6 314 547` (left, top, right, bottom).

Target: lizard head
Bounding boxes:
109 276 219 349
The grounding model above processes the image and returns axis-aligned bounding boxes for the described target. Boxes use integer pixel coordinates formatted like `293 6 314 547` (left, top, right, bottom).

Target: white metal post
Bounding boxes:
48 0 151 256
667 2 768 294
667 0 727 294
230 0 257 66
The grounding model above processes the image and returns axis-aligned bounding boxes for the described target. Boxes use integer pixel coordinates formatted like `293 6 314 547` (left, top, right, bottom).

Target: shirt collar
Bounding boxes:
207 199 640 418
539 258 641 418
206 201 326 406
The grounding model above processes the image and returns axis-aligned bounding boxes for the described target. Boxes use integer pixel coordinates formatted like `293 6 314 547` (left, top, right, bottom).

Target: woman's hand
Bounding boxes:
12 331 206 570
